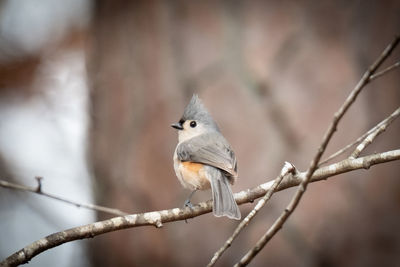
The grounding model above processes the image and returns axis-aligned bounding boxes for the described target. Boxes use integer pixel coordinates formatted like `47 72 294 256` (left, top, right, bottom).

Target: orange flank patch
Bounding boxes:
179 161 210 190
181 161 203 173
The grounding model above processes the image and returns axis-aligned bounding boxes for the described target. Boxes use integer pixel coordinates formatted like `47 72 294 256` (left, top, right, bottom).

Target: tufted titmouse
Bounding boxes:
171 95 241 220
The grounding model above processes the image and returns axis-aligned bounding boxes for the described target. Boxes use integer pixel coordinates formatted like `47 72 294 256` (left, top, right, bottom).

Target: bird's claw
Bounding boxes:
184 199 194 209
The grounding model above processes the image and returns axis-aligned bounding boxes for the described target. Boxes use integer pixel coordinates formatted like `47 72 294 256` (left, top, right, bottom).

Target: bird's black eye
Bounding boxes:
190 121 197 128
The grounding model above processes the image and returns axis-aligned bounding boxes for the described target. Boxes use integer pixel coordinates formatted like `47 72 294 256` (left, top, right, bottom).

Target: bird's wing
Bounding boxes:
176 132 237 177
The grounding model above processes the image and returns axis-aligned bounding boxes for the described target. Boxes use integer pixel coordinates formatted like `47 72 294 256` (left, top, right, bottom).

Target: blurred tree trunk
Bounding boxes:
87 1 180 266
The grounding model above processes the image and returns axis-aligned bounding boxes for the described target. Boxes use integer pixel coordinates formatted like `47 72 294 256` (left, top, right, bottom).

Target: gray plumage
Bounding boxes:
205 165 241 220
176 132 237 183
181 95 220 131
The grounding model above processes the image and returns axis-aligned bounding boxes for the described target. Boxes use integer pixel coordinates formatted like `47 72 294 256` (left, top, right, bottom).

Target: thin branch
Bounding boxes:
1 149 399 267
219 106 400 267
350 107 400 158
369 60 400 81
207 162 296 267
320 106 400 165
235 36 400 266
0 179 128 217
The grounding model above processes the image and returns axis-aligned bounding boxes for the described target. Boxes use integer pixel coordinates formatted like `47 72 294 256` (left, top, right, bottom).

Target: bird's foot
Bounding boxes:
184 199 194 209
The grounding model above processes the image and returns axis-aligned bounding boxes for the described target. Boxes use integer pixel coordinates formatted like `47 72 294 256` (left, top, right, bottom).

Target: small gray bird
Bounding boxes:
171 95 241 220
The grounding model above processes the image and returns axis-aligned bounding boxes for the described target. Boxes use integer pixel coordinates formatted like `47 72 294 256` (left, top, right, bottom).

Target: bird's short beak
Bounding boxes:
171 122 184 130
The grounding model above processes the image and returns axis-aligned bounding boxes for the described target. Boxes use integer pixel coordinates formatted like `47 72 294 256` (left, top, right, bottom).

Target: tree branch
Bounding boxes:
319 106 400 165
0 179 128 217
207 162 296 267
234 35 400 266
1 150 399 267
369 60 400 81
209 100 398 267
350 107 400 158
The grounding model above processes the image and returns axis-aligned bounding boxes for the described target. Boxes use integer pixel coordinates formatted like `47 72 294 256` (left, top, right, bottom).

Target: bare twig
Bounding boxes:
1 149 399 267
369 60 400 81
350 107 400 158
320 106 400 165
207 162 296 267
0 179 128 217
235 36 400 266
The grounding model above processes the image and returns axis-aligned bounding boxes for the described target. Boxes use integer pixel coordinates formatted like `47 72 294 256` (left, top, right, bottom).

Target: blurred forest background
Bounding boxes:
0 0 399 266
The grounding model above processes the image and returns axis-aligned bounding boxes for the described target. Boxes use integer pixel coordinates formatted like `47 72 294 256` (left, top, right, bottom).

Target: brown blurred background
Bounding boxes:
0 1 399 266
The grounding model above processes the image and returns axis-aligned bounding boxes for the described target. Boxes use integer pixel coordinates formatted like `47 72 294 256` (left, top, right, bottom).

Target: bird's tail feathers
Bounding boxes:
208 167 241 220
